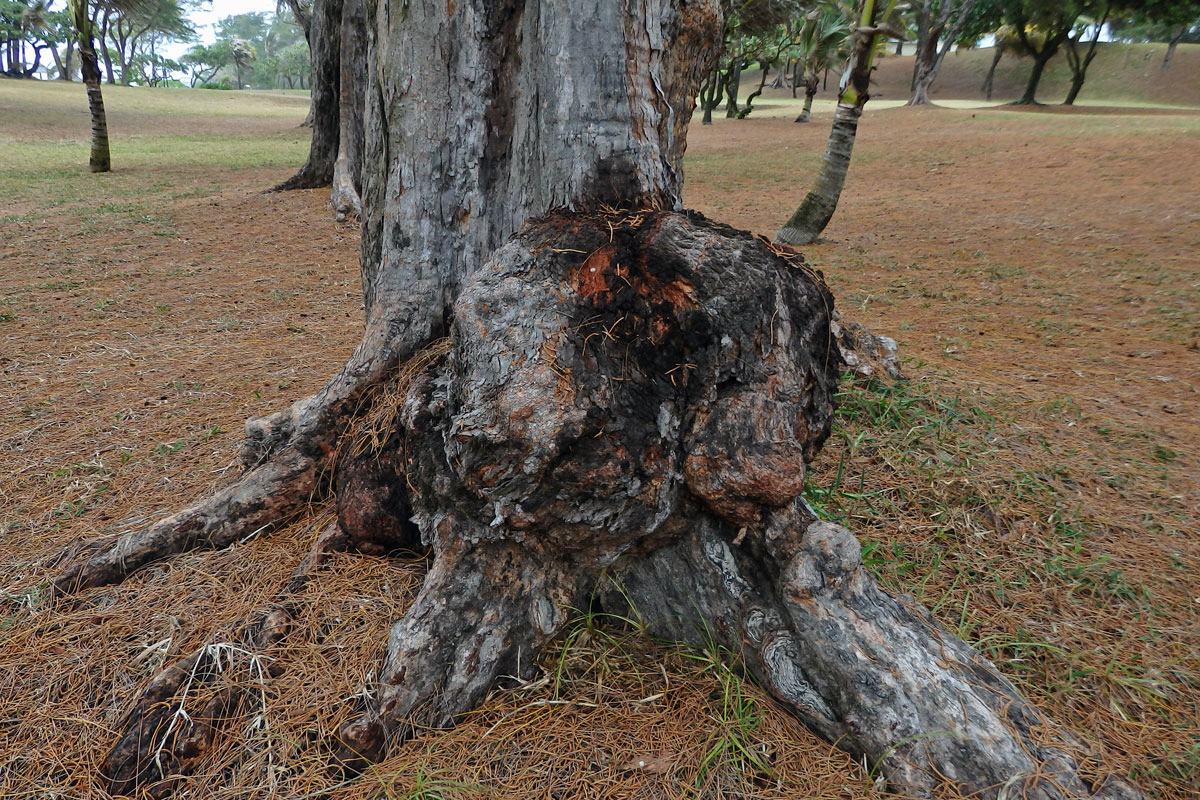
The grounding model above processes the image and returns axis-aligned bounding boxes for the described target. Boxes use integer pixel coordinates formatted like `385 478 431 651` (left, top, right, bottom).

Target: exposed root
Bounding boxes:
102 519 349 796
67 209 1144 800
332 540 580 771
604 512 1142 800
47 335 445 601
50 451 318 600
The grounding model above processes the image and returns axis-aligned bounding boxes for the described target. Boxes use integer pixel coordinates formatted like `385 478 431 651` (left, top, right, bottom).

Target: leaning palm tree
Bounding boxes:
230 39 255 89
776 0 903 246
792 5 851 123
69 0 156 172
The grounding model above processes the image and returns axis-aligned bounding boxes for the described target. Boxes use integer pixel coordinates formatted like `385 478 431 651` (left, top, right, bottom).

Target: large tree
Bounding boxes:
48 2 1144 798
1000 0 1091 104
907 0 980 104
271 0 357 211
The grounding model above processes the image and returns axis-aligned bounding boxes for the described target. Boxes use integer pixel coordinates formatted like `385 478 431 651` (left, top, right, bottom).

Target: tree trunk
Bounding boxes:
273 0 343 191
737 60 769 118
725 52 742 117
99 9 115 85
794 72 818 122
909 0 977 106
1017 49 1054 104
328 0 365 220
48 41 66 81
1162 25 1185 72
47 4 1146 800
982 43 1004 100
76 20 110 173
776 6 881 246
1063 9 1108 107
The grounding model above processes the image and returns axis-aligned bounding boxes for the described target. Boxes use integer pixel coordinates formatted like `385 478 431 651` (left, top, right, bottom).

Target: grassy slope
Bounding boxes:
741 41 1200 109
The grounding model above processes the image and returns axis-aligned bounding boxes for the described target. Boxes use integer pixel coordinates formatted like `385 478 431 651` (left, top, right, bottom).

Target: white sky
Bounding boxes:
162 0 282 60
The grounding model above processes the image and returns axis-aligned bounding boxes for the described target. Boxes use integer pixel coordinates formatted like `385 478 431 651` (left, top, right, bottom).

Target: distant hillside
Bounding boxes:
745 42 1200 108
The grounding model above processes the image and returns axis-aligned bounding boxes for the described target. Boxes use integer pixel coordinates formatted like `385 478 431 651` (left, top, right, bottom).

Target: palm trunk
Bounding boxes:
776 1 879 246
795 73 818 122
77 24 110 173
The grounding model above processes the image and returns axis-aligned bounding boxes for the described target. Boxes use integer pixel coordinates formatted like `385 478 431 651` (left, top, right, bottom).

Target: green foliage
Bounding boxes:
210 10 306 89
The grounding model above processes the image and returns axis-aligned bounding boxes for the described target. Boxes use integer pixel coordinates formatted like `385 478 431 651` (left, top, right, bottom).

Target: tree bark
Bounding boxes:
48 4 1147 800
982 43 1004 100
776 8 882 246
328 0 365 220
74 10 110 173
1162 25 1185 71
273 0 343 191
908 0 978 106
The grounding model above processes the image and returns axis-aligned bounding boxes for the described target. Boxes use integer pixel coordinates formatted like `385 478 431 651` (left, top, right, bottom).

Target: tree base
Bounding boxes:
50 209 1142 800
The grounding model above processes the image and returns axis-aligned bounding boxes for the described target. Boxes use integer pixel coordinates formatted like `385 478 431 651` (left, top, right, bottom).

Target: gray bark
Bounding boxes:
274 0 343 191
329 0 365 220
909 0 978 105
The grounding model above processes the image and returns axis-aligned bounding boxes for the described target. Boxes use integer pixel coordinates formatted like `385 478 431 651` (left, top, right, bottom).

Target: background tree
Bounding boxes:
1000 0 1088 104
791 3 852 121
1 0 58 78
102 0 192 85
776 0 906 244
1061 2 1110 104
907 0 980 104
179 39 229 87
271 0 349 198
1110 0 1200 70
979 22 1030 98
229 37 252 88
275 38 306 87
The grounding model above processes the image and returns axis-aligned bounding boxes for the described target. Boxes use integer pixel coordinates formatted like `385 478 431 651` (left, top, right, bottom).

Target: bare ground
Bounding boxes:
1 96 1197 798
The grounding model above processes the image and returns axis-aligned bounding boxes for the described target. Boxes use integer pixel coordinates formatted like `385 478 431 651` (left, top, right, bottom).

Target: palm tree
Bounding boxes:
776 0 902 246
792 5 851 123
69 0 113 172
230 38 255 89
69 0 164 172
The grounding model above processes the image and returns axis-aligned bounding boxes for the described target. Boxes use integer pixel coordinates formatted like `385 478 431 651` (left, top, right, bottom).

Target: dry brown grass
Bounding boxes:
2 78 1198 799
